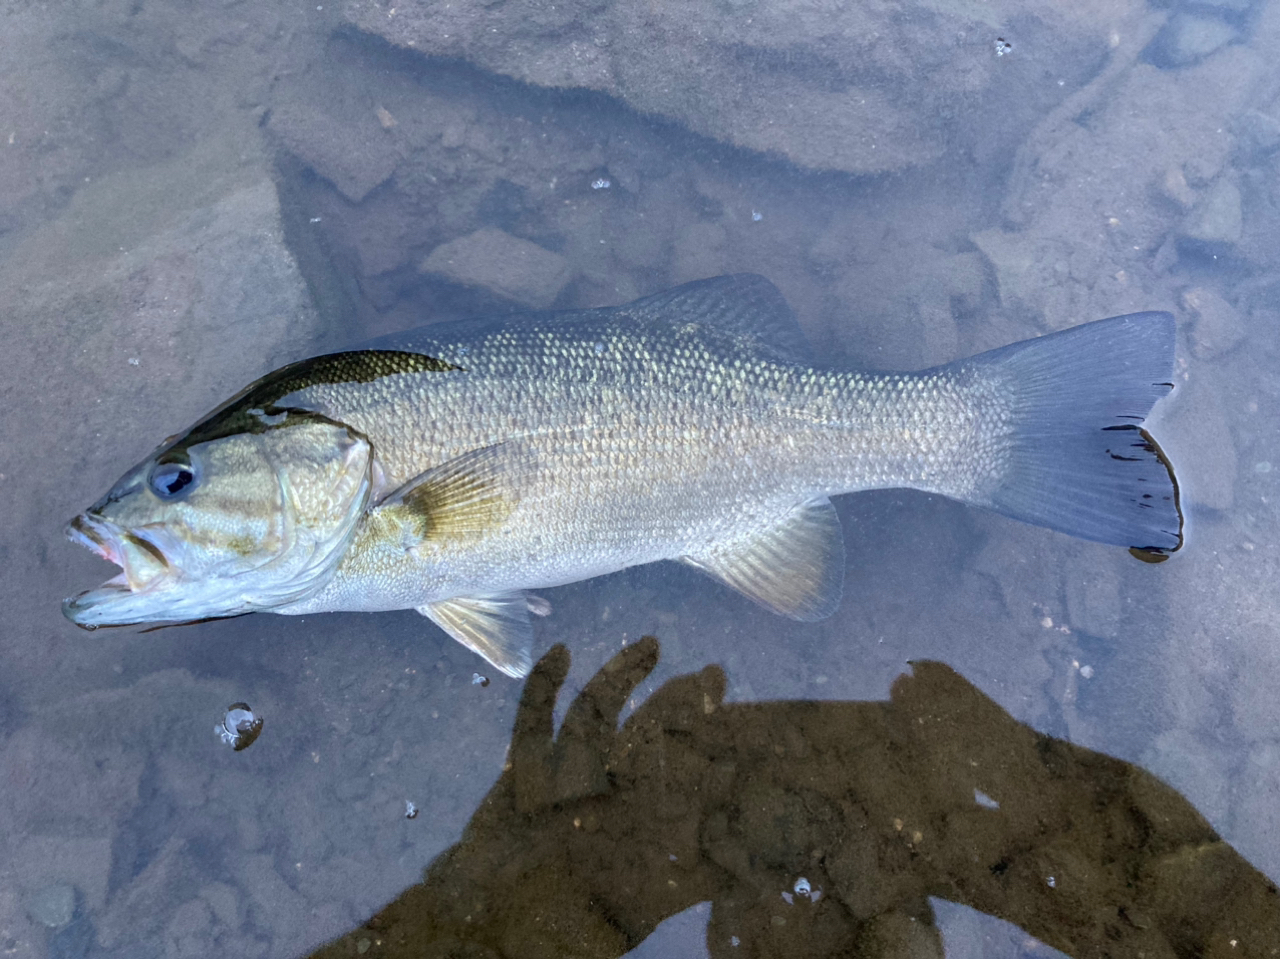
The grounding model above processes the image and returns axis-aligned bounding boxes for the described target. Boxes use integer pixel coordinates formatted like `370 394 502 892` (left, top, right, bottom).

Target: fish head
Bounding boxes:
63 409 374 628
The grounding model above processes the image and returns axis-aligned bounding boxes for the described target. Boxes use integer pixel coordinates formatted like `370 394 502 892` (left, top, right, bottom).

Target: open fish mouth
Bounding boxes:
63 513 176 627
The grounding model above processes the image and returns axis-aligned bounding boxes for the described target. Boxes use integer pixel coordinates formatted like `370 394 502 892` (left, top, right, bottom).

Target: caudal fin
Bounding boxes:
960 313 1182 554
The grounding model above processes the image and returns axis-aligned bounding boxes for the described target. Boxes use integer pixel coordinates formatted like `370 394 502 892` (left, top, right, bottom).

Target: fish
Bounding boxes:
63 274 1182 677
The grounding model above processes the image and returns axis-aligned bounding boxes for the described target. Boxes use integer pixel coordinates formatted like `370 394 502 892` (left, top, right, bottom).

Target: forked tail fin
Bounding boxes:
958 313 1182 555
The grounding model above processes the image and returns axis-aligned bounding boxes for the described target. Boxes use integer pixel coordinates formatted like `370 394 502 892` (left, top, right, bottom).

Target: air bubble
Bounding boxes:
217 703 263 751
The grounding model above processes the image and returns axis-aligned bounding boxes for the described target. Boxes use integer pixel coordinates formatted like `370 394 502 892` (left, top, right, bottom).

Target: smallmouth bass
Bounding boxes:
64 275 1181 676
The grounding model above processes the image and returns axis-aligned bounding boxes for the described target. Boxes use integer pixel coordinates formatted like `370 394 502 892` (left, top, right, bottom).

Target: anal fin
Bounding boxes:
418 593 534 678
679 497 845 621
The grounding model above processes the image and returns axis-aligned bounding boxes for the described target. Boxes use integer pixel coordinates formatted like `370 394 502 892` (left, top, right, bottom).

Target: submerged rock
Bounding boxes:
421 227 571 307
1182 177 1244 246
1183 286 1246 359
25 883 76 930
343 0 1116 177
1152 13 1237 68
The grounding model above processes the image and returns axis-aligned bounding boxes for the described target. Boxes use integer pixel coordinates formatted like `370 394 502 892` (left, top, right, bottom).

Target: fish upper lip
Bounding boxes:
67 513 121 566
65 513 175 602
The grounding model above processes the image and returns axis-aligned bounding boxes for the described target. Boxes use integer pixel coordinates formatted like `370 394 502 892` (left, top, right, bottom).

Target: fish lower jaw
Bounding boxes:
62 575 172 629
62 563 339 629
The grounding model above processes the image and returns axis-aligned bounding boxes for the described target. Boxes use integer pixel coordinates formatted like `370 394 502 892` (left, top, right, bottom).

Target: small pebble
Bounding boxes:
974 789 1000 810
1079 664 1094 680
217 703 263 751
1255 461 1272 473
591 178 611 190
472 673 490 687
405 800 418 820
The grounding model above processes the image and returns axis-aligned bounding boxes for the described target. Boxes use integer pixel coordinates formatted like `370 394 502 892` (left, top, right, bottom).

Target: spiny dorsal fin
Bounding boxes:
680 497 845 621
621 274 814 363
376 444 522 543
418 593 534 678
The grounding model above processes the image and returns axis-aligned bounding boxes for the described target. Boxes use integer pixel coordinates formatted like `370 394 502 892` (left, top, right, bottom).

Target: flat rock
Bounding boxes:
343 0 1124 176
1155 13 1237 68
971 228 1060 319
1182 176 1244 245
269 102 402 203
1182 286 1246 359
421 227 571 307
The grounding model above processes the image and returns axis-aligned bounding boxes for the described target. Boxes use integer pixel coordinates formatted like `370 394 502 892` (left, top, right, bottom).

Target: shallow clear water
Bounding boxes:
2 1 1279 957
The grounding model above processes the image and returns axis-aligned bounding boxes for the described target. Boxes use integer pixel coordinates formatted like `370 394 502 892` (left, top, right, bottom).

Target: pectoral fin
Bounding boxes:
376 443 522 545
418 593 535 678
680 497 845 621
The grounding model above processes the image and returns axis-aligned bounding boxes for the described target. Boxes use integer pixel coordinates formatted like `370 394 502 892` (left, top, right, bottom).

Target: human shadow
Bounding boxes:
309 638 1279 958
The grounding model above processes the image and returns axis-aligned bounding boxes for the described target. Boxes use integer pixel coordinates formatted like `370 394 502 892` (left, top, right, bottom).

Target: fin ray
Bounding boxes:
418 593 535 678
623 274 814 363
377 443 523 543
955 312 1183 553
680 497 844 621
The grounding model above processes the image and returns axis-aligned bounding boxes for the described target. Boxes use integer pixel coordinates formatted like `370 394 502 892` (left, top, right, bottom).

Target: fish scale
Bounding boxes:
64 275 1182 678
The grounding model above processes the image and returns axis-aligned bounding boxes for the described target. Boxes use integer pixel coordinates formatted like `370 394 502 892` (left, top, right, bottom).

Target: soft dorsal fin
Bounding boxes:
373 443 522 544
679 497 845 621
418 593 534 677
620 274 814 363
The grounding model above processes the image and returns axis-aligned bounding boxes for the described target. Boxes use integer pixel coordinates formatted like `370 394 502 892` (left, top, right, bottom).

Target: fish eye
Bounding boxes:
148 458 198 500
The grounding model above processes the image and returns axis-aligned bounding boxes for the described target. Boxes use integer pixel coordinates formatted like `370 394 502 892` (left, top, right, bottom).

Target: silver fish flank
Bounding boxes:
64 275 1182 676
